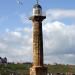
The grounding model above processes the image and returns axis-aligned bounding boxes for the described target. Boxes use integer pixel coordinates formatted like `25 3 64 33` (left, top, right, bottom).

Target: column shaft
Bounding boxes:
33 21 43 66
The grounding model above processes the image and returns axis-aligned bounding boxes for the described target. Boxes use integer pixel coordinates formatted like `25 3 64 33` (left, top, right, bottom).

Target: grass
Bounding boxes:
0 63 75 74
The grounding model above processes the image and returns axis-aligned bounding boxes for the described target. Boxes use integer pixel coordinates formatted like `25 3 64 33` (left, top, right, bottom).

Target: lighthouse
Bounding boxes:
29 0 47 75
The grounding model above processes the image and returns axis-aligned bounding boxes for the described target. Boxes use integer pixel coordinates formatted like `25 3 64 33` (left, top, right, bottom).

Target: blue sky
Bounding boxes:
0 0 75 65
0 0 75 32
0 0 75 30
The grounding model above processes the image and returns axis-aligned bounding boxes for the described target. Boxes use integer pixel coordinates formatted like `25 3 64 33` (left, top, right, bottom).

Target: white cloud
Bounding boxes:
9 31 21 38
43 21 75 64
0 27 32 62
43 21 65 32
46 9 75 21
0 42 7 49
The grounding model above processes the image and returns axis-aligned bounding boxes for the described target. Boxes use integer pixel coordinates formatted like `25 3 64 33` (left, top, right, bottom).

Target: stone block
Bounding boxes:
30 66 47 75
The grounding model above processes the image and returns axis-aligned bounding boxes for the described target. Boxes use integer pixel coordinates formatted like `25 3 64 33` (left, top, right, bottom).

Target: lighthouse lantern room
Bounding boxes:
33 3 42 16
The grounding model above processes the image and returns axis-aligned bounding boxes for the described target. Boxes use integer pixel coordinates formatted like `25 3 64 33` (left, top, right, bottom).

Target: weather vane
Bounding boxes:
36 0 39 4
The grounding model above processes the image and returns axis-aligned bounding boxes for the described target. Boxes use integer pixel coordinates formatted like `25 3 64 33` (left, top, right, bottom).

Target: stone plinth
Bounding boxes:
30 66 47 75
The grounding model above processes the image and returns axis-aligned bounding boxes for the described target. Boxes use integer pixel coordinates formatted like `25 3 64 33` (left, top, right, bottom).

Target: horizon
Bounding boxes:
1 57 75 66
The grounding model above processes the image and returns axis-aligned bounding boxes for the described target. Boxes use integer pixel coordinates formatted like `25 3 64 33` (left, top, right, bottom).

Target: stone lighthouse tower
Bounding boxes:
29 0 47 75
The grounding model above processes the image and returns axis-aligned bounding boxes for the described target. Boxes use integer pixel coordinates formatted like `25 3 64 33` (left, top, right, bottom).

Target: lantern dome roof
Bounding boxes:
33 4 42 8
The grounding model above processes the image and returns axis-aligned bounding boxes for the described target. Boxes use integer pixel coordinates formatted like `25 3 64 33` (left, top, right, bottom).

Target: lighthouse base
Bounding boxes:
30 66 47 75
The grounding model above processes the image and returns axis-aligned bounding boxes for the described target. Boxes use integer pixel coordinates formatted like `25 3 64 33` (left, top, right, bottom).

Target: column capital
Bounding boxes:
29 16 46 21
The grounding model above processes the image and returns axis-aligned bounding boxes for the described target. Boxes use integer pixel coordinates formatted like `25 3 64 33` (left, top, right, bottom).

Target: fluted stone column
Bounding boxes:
29 16 47 75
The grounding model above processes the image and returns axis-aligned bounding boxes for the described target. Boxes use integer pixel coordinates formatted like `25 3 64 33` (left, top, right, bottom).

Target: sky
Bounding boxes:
0 0 75 65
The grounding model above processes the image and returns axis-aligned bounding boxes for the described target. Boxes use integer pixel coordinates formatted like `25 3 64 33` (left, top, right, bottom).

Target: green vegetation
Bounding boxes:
0 63 32 75
47 64 75 73
0 63 75 74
